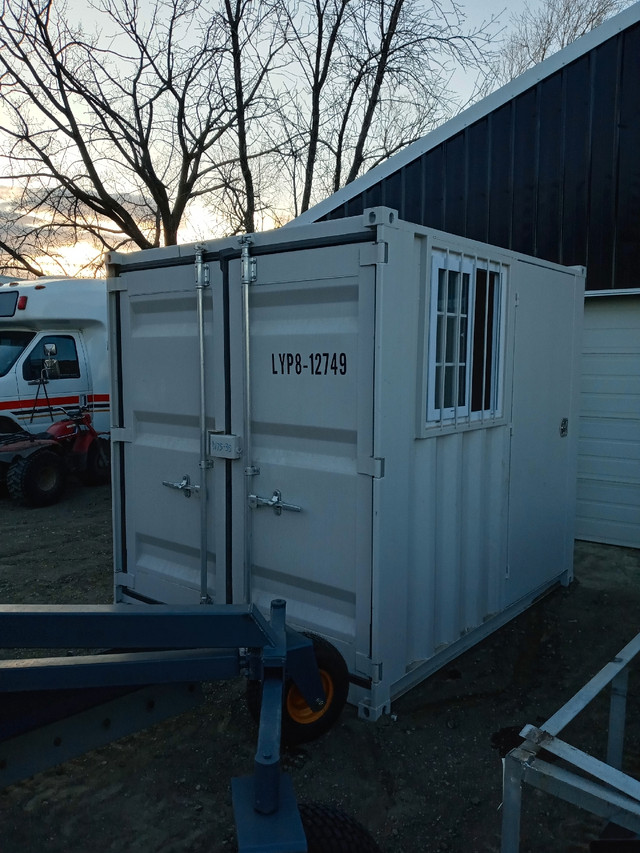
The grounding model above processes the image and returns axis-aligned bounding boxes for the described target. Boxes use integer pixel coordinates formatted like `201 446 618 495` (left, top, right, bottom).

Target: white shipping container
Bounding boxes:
106 208 584 719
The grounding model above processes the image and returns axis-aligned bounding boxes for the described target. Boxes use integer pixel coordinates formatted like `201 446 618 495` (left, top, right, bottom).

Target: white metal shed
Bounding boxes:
106 209 584 718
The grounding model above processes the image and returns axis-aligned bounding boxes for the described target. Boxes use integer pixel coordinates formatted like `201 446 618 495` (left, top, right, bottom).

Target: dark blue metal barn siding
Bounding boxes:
320 22 640 292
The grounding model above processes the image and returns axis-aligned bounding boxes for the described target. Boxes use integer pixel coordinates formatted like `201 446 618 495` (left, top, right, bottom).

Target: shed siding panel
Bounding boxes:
346 194 364 218
576 297 640 548
466 118 490 244
318 25 640 295
488 103 514 250
364 182 383 210
404 158 424 225
512 89 538 257
443 133 466 235
615 25 640 289
424 147 445 231
587 38 620 290
561 55 591 267
536 74 564 261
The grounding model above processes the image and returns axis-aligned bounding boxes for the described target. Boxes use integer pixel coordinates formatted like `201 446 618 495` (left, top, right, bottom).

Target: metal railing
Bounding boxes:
501 631 640 851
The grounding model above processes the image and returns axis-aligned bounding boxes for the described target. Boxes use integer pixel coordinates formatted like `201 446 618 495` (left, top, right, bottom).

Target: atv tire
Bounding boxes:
7 449 66 507
81 437 111 486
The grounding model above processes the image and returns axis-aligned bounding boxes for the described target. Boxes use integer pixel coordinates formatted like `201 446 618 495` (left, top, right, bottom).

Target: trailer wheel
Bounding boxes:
298 802 382 852
246 633 349 745
7 450 66 507
81 438 111 485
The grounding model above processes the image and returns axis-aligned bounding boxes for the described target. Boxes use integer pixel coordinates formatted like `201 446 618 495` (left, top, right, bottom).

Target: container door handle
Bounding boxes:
162 474 200 498
248 489 302 516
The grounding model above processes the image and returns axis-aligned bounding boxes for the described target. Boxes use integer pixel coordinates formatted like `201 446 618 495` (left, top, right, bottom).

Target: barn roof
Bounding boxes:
292 1 640 228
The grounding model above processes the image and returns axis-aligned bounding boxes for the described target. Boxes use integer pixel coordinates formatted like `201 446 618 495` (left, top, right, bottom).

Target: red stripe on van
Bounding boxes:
0 395 85 411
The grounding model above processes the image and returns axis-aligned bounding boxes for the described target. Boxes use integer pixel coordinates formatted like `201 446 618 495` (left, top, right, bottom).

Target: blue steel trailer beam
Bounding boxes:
233 600 308 852
0 599 315 852
0 683 205 787
0 648 241 691
0 603 326 713
0 603 274 650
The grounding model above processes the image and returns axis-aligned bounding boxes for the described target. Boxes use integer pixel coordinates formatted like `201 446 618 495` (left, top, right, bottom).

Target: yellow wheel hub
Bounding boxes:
286 670 333 725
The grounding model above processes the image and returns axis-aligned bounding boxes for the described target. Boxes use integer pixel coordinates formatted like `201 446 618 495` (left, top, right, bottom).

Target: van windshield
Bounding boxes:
0 330 36 377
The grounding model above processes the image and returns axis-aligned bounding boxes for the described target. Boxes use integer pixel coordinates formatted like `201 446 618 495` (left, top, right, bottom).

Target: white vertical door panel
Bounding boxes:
506 262 581 605
241 243 375 671
117 270 223 604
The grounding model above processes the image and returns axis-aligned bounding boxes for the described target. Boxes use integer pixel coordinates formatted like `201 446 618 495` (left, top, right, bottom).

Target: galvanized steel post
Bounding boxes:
501 751 524 853
240 236 257 604
607 668 629 770
195 246 212 604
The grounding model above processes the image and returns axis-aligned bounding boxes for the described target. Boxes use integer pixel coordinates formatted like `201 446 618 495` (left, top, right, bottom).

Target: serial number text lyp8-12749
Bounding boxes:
271 352 348 376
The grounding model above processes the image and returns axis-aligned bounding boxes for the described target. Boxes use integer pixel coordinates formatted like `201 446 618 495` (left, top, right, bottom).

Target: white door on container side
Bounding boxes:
506 265 580 605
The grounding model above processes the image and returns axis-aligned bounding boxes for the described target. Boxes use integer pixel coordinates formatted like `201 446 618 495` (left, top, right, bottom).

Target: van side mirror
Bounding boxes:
43 342 60 379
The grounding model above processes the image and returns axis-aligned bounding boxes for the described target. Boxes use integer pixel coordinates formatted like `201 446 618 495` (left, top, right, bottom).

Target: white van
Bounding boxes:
0 277 109 434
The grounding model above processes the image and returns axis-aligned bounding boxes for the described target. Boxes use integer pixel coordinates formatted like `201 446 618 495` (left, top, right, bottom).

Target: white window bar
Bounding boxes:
426 254 505 428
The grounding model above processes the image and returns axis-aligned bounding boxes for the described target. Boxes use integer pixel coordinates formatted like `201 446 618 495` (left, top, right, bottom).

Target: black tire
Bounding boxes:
7 450 66 507
246 633 349 746
80 437 110 485
299 802 382 853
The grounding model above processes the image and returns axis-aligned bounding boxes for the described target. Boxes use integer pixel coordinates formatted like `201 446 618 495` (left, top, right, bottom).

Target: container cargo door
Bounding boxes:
110 260 227 606
505 261 582 606
233 241 376 673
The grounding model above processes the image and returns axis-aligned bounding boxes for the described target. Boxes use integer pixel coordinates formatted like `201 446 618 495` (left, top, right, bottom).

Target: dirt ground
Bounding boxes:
0 479 638 853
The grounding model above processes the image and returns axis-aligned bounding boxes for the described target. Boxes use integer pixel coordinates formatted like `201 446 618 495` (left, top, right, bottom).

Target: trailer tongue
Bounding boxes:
0 599 353 852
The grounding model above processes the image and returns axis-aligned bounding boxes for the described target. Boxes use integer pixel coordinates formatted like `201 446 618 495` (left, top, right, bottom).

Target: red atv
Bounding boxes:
0 408 110 507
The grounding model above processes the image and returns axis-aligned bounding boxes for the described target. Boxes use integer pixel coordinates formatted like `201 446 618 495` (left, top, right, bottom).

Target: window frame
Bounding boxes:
423 251 506 430
22 334 81 382
0 330 36 377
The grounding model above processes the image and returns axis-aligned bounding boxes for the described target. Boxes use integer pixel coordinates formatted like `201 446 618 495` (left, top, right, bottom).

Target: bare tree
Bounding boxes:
0 0 499 276
494 0 634 85
271 0 498 216
0 0 285 273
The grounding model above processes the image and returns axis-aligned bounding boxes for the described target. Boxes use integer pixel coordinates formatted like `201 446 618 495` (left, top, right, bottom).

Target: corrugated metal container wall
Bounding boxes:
320 22 640 295
107 211 584 718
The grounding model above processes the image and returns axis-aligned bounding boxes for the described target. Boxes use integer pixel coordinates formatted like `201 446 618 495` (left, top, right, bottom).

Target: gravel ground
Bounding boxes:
0 479 638 853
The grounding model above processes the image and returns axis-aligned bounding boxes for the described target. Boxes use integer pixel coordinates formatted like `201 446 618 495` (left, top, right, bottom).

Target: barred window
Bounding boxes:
427 254 503 424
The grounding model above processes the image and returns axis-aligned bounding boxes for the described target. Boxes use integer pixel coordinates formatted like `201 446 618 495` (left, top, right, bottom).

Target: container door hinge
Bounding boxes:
360 241 388 267
356 653 383 683
106 276 128 292
115 572 134 589
357 456 385 478
239 236 256 284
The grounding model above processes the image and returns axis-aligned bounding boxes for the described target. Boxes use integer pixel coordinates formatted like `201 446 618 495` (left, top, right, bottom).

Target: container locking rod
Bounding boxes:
162 475 200 498
248 490 302 516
